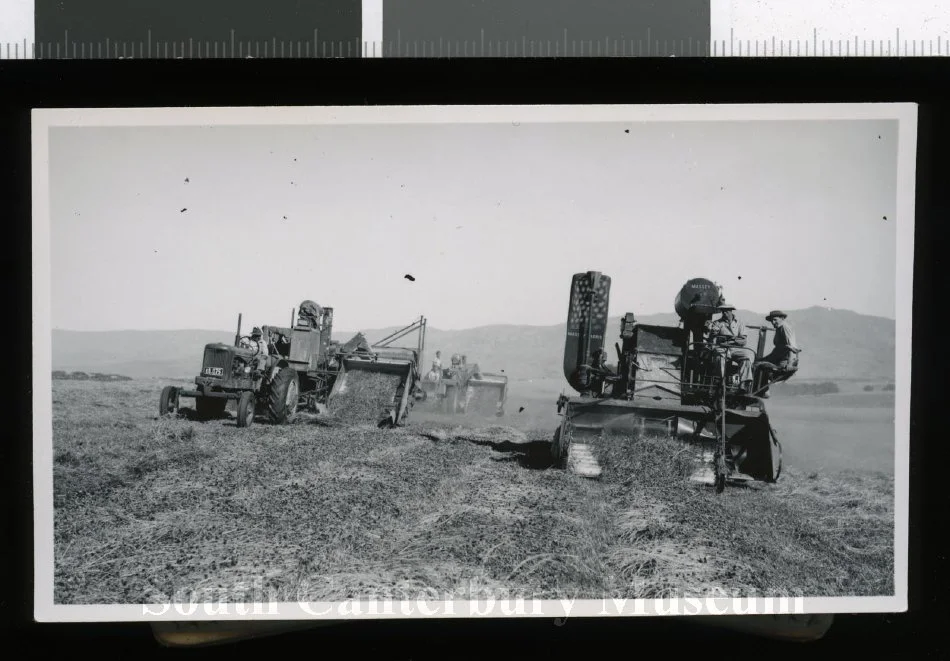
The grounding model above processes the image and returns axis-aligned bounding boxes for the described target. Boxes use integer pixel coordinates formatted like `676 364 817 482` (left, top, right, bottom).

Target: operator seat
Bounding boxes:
752 353 800 393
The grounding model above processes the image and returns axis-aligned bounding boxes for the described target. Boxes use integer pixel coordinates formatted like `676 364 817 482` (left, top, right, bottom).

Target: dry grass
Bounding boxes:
51 379 895 605
597 433 895 599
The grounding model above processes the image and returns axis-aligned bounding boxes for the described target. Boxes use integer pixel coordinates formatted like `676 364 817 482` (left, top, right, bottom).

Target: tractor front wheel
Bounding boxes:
266 367 300 424
159 386 180 418
236 391 255 428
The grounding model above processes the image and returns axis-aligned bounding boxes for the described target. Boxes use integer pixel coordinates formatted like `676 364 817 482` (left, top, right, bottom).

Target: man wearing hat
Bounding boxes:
763 310 801 371
754 310 801 398
704 304 755 394
240 327 271 375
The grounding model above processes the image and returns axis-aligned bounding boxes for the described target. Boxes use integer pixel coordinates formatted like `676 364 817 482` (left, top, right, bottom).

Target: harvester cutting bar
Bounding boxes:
561 397 763 439
555 394 779 483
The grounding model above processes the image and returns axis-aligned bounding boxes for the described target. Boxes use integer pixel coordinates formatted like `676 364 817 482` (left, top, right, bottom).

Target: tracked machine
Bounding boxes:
551 272 795 492
420 354 509 417
159 301 427 428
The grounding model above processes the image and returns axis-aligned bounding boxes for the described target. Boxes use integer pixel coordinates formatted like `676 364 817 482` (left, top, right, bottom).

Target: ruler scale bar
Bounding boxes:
1 1 949 58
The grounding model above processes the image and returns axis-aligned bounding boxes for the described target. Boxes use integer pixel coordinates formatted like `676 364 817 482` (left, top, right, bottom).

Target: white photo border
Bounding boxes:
32 102 916 622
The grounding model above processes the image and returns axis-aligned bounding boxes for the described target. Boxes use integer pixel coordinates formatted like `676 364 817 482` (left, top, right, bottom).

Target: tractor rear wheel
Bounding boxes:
236 391 255 428
266 367 300 424
159 386 179 418
196 396 227 420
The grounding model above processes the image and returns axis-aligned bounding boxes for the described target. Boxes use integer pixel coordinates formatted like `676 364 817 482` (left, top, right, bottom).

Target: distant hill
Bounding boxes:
50 306 895 382
52 371 133 382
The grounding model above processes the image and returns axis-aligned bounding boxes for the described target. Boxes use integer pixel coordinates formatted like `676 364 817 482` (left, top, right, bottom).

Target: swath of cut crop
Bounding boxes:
330 371 402 422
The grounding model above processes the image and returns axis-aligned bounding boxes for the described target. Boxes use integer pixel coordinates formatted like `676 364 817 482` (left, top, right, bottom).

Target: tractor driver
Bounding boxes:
241 327 271 375
704 305 755 394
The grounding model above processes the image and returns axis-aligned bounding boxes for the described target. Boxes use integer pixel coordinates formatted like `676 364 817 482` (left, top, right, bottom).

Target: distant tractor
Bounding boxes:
159 300 428 428
420 353 508 417
551 272 798 492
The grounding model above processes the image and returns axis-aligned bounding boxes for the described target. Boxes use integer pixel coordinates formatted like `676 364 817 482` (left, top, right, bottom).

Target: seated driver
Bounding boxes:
240 327 271 375
762 310 800 370
704 305 755 394
580 348 615 397
756 310 802 398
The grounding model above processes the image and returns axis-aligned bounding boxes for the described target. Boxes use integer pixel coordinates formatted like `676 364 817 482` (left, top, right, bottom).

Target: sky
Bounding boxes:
48 117 899 333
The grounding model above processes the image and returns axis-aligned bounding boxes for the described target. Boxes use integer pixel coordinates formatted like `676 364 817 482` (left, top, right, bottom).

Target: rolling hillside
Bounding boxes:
50 306 895 382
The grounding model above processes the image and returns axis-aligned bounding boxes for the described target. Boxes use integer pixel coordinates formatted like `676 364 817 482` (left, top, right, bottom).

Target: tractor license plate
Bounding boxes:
203 367 224 376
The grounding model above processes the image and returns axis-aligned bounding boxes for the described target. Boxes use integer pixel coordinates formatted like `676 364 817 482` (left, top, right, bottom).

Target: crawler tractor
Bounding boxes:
552 272 796 492
420 354 508 417
159 301 427 428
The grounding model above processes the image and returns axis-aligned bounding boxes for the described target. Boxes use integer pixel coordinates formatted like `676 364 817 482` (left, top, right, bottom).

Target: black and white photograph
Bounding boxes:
31 103 914 621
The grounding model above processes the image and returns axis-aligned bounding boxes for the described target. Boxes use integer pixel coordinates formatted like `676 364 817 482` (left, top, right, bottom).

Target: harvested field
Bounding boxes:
596 435 895 598
51 379 895 605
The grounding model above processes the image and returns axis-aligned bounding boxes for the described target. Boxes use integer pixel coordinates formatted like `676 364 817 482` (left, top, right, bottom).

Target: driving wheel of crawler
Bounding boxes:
552 424 571 469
